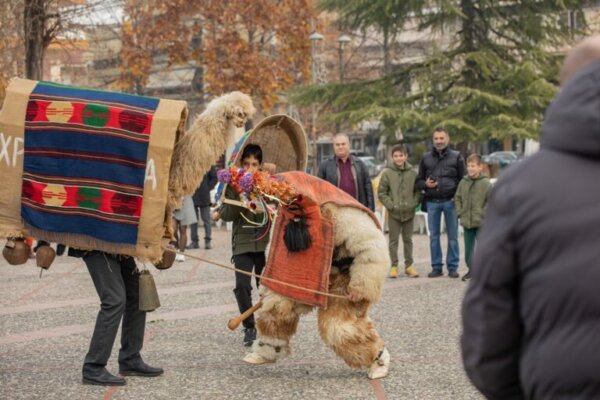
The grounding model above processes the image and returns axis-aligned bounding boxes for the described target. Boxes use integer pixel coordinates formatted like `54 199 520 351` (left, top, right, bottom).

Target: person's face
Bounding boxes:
467 161 483 178
392 151 407 167
242 155 261 171
333 136 350 159
432 131 449 151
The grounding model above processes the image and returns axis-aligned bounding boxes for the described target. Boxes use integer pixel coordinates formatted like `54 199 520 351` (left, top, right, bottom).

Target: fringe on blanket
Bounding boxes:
23 222 164 263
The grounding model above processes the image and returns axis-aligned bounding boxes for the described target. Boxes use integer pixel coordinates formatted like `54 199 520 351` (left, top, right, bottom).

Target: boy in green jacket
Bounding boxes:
378 145 421 278
217 144 270 346
454 154 491 281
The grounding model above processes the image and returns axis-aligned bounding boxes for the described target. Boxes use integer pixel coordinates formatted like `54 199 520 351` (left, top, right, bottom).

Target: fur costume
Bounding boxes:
243 173 391 380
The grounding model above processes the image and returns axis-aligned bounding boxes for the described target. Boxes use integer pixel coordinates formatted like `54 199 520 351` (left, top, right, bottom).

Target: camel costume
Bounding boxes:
0 78 255 264
243 172 391 380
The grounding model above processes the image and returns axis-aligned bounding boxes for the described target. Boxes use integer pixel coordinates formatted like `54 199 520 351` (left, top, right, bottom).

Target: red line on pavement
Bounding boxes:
370 379 387 400
0 304 237 345
0 281 232 316
16 264 79 304
102 386 119 400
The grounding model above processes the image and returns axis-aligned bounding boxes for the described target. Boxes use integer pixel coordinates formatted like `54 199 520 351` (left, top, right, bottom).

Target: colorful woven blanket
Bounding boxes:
0 78 187 261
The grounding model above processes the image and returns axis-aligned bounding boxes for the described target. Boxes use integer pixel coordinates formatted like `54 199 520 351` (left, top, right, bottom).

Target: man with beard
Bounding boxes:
416 128 466 278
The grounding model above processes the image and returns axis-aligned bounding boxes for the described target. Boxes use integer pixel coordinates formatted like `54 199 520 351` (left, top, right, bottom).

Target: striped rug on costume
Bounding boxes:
21 82 159 245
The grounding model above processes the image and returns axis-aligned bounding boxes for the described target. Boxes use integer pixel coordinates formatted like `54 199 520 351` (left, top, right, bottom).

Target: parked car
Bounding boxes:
358 156 385 177
482 151 522 168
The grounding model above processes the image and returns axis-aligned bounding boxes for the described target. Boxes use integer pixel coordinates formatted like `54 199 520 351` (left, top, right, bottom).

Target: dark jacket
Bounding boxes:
192 166 218 207
317 155 374 211
219 185 269 256
454 173 491 229
462 61 600 400
416 147 465 201
377 161 420 221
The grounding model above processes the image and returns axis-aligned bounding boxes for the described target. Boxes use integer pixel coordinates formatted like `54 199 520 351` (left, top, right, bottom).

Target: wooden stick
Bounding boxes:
227 300 263 331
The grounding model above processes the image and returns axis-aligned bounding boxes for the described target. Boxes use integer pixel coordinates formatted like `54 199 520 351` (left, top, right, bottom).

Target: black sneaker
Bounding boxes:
186 242 199 250
448 271 459 278
462 272 471 281
243 327 256 347
428 270 443 278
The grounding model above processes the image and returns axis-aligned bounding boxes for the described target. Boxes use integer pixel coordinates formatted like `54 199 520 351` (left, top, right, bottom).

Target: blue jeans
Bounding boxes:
426 200 460 272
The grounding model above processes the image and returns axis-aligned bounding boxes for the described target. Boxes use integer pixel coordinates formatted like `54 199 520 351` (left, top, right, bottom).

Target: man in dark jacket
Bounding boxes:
317 133 374 211
188 166 218 249
416 128 466 278
462 36 600 399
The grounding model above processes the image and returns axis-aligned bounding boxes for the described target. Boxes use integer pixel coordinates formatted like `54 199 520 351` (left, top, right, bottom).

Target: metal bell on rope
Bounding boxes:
3 238 30 265
139 269 161 312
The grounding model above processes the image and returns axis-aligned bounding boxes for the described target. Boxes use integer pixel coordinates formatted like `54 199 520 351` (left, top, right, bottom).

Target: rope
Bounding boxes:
163 247 347 300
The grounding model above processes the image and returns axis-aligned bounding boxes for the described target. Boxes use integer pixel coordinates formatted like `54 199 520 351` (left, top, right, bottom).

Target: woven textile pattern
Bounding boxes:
21 82 159 245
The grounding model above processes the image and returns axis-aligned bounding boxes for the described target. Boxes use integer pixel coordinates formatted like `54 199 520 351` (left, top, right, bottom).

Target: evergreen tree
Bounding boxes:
291 0 586 143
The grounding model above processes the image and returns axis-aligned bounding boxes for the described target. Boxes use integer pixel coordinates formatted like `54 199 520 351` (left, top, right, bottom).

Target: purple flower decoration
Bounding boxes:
239 173 254 192
217 168 231 183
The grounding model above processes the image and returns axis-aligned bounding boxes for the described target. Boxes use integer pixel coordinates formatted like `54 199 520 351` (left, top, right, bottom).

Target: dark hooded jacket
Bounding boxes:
416 146 466 201
462 61 600 399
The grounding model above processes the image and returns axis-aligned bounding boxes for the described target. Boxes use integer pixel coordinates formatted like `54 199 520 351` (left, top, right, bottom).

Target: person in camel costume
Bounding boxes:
242 171 391 380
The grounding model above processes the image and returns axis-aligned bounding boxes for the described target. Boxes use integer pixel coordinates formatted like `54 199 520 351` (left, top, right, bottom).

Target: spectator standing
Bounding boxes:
172 195 197 262
188 166 218 250
317 133 374 211
462 36 600 399
453 154 491 281
377 144 420 278
416 128 466 278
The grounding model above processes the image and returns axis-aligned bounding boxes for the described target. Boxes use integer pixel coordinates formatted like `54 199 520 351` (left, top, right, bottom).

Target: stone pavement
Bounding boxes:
0 226 483 400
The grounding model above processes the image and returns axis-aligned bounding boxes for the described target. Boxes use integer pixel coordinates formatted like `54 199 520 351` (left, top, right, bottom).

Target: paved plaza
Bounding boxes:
0 226 483 400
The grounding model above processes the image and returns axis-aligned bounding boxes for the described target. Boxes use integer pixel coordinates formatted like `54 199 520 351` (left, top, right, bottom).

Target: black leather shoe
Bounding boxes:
205 240 212 250
119 359 164 377
428 270 443 278
186 242 199 250
82 368 126 386
448 271 459 278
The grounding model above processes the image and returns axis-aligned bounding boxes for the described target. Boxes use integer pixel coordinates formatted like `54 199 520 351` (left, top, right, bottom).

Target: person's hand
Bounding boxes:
212 210 221 221
425 177 438 189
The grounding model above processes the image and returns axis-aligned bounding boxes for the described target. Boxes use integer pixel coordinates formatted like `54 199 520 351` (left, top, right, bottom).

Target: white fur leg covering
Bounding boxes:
251 336 290 361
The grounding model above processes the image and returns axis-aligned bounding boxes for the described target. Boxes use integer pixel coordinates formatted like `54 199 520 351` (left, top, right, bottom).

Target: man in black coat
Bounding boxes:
188 166 218 249
416 128 466 278
462 36 600 399
317 133 374 211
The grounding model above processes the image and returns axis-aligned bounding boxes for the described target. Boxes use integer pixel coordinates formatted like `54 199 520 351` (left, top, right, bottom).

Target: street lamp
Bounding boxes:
337 34 351 82
309 31 323 175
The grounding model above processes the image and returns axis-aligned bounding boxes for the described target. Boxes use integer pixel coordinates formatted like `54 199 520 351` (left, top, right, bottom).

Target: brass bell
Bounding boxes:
3 238 30 265
138 269 161 312
154 247 176 270
35 245 56 270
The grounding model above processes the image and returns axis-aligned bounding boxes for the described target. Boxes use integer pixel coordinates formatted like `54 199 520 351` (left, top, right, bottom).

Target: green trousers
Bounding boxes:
463 227 479 269
388 216 414 267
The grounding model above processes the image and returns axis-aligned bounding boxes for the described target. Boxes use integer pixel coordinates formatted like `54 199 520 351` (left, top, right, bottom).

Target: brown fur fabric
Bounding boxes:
251 204 388 369
317 273 384 368
165 92 255 235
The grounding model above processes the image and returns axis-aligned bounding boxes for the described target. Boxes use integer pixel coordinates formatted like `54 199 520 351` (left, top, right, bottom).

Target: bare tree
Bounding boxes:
24 0 62 80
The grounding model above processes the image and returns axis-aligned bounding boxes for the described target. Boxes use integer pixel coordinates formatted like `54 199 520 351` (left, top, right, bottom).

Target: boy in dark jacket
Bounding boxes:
377 145 420 278
454 154 490 281
217 144 270 347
